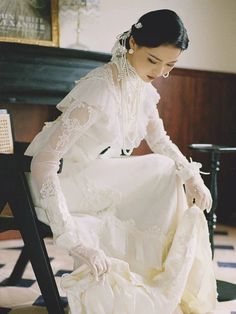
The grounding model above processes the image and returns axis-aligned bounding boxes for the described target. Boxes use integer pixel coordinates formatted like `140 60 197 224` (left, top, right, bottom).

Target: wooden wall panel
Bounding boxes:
153 70 236 154
0 103 58 142
151 69 236 225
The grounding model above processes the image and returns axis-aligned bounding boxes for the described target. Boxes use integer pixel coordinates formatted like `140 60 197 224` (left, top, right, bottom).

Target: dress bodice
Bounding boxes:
26 60 160 165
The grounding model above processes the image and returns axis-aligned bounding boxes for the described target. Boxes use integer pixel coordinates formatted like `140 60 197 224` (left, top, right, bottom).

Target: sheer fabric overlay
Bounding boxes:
25 57 217 313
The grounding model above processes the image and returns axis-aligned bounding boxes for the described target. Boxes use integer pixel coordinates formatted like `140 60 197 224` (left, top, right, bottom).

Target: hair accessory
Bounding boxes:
128 48 134 54
113 30 131 59
163 72 169 78
134 22 143 29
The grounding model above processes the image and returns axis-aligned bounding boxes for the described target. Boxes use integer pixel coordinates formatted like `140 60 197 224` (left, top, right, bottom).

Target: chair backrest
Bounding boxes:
0 109 14 154
0 111 65 313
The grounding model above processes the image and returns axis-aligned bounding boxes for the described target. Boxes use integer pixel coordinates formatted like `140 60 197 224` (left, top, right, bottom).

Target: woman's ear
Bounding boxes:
129 36 137 51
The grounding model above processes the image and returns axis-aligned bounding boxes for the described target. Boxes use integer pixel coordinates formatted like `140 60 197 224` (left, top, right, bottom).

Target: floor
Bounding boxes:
0 224 235 314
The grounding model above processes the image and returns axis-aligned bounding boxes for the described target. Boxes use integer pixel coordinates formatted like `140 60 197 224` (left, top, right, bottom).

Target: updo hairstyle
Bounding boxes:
122 9 189 51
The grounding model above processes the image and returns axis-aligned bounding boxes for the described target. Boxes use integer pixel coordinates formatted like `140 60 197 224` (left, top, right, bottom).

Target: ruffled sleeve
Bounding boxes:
25 68 117 251
26 66 117 157
56 66 116 114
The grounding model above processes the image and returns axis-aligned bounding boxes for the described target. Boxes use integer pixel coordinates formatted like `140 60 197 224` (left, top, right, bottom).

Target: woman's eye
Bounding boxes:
167 64 175 68
148 58 157 64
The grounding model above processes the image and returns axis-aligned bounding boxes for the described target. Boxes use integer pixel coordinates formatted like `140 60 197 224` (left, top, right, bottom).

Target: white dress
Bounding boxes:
25 58 217 314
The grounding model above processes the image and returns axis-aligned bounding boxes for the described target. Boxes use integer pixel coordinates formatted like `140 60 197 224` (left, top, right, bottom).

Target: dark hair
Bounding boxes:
124 9 189 51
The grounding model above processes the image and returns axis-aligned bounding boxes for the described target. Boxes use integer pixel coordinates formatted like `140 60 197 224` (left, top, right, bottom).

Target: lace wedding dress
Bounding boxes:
25 55 217 313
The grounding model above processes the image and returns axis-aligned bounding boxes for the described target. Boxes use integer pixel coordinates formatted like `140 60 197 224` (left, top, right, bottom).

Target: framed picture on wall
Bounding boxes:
0 0 59 47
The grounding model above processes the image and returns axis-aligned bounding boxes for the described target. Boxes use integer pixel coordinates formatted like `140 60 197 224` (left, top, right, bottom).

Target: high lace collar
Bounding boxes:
110 39 145 86
110 39 147 155
111 56 144 85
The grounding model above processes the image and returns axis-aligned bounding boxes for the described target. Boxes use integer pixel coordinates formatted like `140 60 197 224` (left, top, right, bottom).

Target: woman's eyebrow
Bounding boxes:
148 53 177 63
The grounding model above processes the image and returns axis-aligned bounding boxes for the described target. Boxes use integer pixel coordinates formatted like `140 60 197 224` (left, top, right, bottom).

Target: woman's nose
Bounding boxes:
152 64 165 77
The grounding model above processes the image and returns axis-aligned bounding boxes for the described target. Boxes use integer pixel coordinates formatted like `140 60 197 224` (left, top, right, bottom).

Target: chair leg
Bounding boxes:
1 246 29 286
2 223 53 285
0 199 7 214
0 175 12 214
9 172 65 314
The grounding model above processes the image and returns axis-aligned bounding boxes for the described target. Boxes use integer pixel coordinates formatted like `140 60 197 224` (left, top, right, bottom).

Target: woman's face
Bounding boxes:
127 38 182 82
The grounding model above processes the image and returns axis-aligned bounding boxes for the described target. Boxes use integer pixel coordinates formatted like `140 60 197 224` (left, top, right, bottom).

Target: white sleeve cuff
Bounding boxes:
176 161 202 182
54 230 79 251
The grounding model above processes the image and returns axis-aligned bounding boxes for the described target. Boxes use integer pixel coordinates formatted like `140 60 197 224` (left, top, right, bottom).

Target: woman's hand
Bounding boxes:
69 244 111 281
185 174 212 212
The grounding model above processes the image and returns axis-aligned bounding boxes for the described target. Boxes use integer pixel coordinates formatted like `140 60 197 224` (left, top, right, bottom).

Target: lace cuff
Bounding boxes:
40 177 76 243
176 161 203 182
55 230 79 251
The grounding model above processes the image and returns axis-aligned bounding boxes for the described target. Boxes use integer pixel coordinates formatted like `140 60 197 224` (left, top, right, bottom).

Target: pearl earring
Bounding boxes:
128 48 134 54
163 72 169 78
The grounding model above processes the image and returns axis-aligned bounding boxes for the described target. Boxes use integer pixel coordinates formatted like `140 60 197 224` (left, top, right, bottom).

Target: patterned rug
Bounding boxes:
0 225 236 314
0 238 71 313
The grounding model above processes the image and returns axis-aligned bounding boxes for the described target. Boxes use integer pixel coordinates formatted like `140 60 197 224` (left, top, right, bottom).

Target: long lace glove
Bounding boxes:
185 173 212 212
145 105 212 212
28 101 100 249
69 244 111 281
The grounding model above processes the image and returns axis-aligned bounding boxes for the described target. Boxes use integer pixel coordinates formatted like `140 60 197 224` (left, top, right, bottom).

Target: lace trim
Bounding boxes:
55 102 97 152
77 64 121 106
113 58 146 155
100 212 164 237
75 66 110 83
151 138 201 182
78 177 121 213
176 160 204 182
40 177 59 199
39 176 75 238
99 210 166 269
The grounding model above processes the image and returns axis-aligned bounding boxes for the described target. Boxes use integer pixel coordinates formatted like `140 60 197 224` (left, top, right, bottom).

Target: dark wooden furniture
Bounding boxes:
0 142 65 314
0 42 111 106
0 44 111 312
189 143 236 302
189 144 236 253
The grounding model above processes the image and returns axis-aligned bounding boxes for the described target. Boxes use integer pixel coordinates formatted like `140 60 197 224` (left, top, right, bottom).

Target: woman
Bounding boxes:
26 9 217 314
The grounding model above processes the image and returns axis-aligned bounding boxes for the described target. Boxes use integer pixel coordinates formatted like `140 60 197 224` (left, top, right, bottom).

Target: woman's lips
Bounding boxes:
147 75 155 80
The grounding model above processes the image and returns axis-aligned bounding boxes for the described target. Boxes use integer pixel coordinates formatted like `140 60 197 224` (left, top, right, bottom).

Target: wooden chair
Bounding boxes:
0 110 65 314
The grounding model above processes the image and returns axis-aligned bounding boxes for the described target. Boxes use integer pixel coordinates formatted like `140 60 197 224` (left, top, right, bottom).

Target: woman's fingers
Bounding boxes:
92 256 111 281
195 191 212 212
90 263 99 281
106 258 111 273
197 194 204 210
185 175 213 212
72 245 111 281
208 197 212 212
98 261 106 277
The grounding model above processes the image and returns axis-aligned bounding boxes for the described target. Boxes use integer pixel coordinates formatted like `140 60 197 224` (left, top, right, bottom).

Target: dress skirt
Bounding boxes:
28 153 217 314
